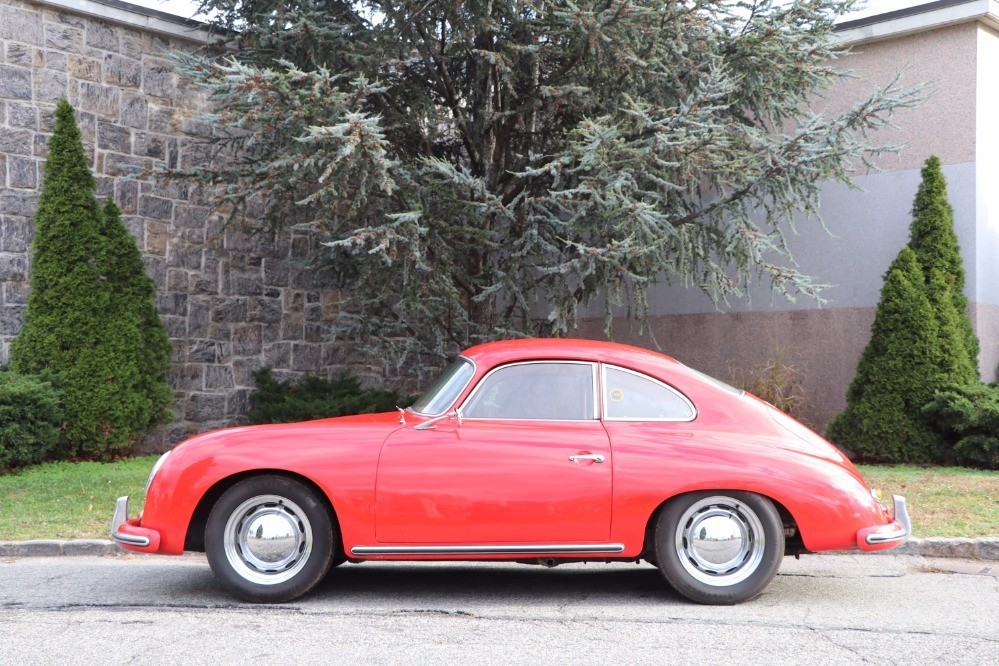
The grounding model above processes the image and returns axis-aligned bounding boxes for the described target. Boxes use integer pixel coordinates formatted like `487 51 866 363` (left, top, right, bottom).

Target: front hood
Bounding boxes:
172 411 405 454
308 411 407 425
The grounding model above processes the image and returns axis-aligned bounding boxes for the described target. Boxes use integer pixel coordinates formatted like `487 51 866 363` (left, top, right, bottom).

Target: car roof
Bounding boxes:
460 338 683 371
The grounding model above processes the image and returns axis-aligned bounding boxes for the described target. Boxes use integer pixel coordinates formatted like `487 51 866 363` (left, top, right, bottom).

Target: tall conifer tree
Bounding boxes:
98 199 174 429
827 248 941 462
829 157 980 461
11 101 105 370
908 155 979 378
11 100 172 457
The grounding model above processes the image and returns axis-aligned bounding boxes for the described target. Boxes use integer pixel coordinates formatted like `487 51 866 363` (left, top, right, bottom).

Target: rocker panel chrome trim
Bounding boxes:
351 543 626 556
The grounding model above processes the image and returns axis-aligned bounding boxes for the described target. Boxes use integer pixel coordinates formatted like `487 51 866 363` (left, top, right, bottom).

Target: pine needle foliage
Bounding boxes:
923 384 999 470
826 248 941 462
98 199 174 429
828 156 979 463
908 155 979 378
246 368 412 424
180 0 920 371
10 100 172 459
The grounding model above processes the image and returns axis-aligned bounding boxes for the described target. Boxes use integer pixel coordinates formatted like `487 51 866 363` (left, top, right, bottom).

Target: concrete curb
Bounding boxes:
0 539 122 557
1 537 998 560
888 536 999 560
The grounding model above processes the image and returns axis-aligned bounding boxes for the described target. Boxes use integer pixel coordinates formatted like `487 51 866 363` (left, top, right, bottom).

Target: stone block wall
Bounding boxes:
0 0 349 451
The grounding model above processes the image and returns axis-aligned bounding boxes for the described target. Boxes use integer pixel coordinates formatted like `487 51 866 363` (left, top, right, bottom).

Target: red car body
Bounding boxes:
113 339 908 603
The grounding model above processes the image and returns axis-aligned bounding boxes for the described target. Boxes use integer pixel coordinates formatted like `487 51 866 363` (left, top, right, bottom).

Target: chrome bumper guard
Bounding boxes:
865 495 911 545
111 495 150 547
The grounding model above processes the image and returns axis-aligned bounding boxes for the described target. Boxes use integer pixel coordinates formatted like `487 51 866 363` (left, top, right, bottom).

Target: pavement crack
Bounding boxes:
2 602 999 649
780 572 905 579
0 601 304 614
393 609 477 619
804 623 873 663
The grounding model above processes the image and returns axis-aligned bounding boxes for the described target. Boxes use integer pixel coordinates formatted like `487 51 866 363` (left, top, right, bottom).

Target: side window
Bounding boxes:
603 366 695 421
462 363 595 420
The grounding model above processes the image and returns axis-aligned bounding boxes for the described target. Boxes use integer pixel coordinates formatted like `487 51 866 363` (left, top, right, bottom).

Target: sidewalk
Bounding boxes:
2 536 998 559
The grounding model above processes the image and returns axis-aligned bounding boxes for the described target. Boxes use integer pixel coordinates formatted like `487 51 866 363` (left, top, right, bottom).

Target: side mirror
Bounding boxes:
414 409 461 431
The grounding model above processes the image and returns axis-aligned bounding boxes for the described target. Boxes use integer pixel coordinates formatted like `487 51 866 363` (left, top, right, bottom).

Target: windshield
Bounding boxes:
410 357 476 415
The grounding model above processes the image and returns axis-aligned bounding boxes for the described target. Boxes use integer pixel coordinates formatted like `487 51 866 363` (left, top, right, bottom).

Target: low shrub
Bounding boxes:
923 384 999 470
0 370 64 471
730 342 811 425
246 368 413 425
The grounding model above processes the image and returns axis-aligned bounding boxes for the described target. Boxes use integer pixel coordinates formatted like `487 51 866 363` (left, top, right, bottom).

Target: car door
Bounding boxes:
375 361 613 544
597 363 700 508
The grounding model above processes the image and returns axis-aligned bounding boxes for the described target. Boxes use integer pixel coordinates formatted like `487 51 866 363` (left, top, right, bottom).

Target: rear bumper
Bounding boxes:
111 496 161 553
857 495 911 552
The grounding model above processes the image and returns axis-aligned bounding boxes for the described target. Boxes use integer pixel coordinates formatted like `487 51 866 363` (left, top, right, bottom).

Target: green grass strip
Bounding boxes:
858 465 999 538
0 456 157 541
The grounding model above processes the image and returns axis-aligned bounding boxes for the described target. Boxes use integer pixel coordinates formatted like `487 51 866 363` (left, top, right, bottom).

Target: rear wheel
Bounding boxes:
205 475 335 603
655 491 784 605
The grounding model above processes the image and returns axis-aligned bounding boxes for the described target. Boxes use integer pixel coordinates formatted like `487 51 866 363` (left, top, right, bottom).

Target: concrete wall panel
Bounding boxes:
828 21 978 173
973 303 999 380
976 25 999 381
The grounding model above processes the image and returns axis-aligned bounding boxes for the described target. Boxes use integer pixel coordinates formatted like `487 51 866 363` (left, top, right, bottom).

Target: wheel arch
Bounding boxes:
640 489 805 561
184 469 340 554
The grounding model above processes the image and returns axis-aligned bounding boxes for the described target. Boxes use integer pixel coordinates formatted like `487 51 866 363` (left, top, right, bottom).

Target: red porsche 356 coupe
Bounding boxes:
113 338 909 604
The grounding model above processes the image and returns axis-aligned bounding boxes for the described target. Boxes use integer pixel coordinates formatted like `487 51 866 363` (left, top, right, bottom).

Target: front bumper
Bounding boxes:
111 496 161 552
857 495 911 551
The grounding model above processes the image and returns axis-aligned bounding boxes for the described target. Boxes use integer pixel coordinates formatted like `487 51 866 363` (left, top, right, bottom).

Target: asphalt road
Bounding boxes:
0 553 996 665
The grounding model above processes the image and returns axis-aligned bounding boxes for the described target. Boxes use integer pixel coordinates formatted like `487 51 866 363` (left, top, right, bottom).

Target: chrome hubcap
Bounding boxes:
224 495 312 585
675 496 765 587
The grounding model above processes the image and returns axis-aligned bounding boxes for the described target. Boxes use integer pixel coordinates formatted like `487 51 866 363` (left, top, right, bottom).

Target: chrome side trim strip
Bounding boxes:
351 543 626 556
111 496 151 547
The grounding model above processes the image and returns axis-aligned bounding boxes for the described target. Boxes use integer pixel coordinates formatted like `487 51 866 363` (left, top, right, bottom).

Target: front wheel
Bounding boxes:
655 491 784 605
205 475 335 603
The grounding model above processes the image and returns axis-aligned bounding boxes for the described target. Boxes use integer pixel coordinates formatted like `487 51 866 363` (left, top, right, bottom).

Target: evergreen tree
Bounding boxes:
98 199 174 429
827 248 941 462
11 101 105 370
908 155 979 378
926 268 977 387
11 100 172 458
178 0 919 370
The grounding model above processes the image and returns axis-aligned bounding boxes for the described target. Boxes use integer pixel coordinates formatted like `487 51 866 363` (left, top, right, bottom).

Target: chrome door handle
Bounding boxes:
568 454 605 463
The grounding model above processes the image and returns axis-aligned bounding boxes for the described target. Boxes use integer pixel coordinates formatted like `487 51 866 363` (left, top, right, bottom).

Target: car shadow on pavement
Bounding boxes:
309 561 684 606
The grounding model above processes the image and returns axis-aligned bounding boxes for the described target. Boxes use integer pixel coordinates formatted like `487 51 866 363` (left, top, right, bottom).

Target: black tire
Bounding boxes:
654 491 784 605
205 475 336 603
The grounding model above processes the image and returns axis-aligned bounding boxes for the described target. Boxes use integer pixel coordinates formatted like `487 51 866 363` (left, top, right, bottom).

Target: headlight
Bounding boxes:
146 451 171 495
